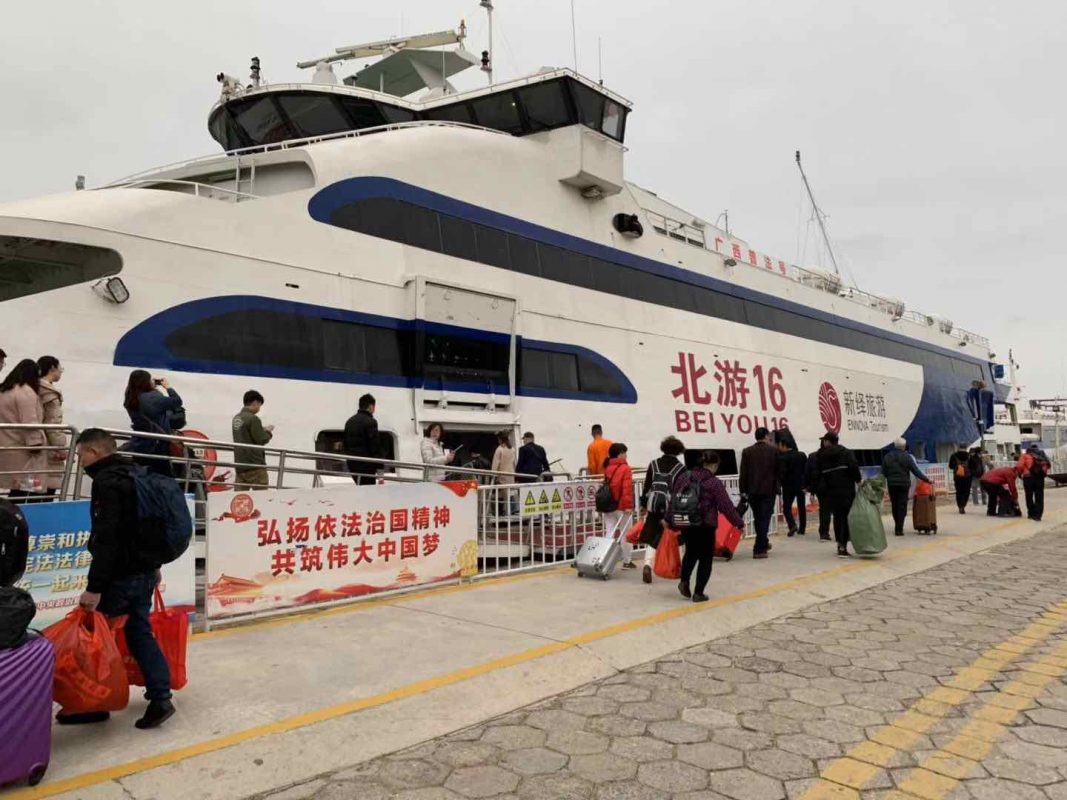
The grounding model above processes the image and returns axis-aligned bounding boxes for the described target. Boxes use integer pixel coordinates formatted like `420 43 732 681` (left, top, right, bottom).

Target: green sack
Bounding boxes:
848 476 887 556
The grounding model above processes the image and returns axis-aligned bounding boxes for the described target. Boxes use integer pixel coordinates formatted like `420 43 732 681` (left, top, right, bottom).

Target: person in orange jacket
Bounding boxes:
602 442 636 570
979 465 1021 517
1017 445 1050 521
586 424 613 477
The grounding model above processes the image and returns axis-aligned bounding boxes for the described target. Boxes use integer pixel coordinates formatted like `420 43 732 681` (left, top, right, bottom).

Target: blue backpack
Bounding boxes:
132 469 192 564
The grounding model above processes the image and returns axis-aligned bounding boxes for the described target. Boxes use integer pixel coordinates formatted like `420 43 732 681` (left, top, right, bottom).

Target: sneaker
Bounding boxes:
819 534 831 541
895 531 904 536
642 565 652 584
56 711 110 725
678 581 692 599
135 699 175 730
692 593 709 603
621 562 637 570
837 546 851 558
753 551 769 560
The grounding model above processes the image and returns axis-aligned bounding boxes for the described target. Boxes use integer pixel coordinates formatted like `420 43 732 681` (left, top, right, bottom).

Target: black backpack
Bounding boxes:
671 471 703 528
132 468 193 565
647 460 683 517
595 476 618 513
0 498 29 587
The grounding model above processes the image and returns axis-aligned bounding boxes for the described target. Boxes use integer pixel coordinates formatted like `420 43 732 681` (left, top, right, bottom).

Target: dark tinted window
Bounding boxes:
0 236 123 302
470 92 524 134
379 104 416 123
440 215 478 261
208 109 246 150
338 97 387 129
229 97 292 144
569 82 606 131
475 226 510 269
518 81 573 132
579 357 622 396
166 309 321 368
402 205 442 252
365 325 407 375
424 333 509 382
509 235 540 277
550 352 580 392
519 348 551 389
278 94 349 136
424 103 474 123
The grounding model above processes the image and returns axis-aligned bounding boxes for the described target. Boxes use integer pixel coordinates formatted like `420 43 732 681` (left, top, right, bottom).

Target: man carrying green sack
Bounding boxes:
848 476 888 556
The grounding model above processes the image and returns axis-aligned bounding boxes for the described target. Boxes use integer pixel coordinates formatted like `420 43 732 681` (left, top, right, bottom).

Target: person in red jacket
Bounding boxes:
602 442 636 570
1017 445 1049 521
979 465 1021 517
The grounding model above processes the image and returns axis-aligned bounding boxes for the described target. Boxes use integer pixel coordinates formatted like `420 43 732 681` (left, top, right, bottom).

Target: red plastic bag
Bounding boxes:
626 520 644 545
916 480 935 497
654 529 682 579
715 513 744 558
43 609 130 714
114 588 189 691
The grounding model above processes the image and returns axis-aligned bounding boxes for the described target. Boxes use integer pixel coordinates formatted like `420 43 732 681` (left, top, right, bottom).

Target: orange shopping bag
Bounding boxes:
653 529 682 579
43 609 130 714
114 588 189 691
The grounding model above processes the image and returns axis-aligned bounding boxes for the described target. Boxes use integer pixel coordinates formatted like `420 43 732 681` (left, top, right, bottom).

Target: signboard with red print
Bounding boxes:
205 482 478 620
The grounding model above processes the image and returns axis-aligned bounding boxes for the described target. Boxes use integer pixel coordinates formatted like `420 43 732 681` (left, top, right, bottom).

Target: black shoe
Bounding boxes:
678 581 692 599
642 565 652 584
787 528 797 538
837 546 851 558
797 530 806 536
57 711 110 725
894 530 904 536
959 508 966 514
820 534 831 541
135 699 175 730
692 593 709 603
753 551 769 560
766 543 773 551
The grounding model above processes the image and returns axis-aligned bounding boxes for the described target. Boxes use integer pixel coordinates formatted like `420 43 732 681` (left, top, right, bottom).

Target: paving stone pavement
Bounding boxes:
252 528 1067 800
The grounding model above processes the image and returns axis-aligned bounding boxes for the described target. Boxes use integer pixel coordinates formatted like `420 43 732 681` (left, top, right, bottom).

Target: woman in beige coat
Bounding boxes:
37 355 66 493
0 359 47 497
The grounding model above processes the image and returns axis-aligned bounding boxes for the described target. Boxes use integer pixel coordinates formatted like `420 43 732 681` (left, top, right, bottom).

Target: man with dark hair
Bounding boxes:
739 427 779 559
587 424 612 477
515 432 550 483
72 429 175 729
815 431 862 557
777 434 807 536
345 393 381 485
232 390 274 489
805 435 833 540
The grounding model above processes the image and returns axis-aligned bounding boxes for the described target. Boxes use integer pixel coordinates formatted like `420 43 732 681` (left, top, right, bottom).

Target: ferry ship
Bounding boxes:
0 19 1007 474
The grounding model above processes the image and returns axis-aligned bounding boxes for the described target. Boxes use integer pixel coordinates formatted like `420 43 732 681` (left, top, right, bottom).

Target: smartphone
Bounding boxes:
153 378 164 386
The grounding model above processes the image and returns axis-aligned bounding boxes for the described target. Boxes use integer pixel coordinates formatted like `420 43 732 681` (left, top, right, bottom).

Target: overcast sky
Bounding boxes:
4 0 1065 398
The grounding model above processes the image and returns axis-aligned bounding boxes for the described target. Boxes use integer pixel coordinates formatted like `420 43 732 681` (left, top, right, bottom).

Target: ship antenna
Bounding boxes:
598 36 603 84
795 150 841 278
480 0 494 85
571 0 579 71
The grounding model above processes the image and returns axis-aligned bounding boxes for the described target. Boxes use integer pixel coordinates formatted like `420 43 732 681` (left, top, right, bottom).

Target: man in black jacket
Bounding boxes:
881 438 932 535
739 427 780 559
814 432 862 557
344 394 382 485
515 433 550 483
73 429 174 729
805 436 832 541
777 436 808 536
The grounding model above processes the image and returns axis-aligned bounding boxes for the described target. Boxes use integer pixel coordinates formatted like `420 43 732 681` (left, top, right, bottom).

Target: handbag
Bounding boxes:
44 609 130 714
113 587 189 691
653 529 682 579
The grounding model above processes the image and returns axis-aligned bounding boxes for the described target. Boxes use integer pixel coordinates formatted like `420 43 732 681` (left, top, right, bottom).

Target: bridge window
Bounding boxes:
0 236 123 302
228 97 293 144
470 92 524 135
517 81 572 132
278 94 349 136
338 97 387 130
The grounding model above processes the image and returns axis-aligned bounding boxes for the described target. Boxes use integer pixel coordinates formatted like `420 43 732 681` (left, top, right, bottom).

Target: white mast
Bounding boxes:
480 0 494 85
795 150 841 278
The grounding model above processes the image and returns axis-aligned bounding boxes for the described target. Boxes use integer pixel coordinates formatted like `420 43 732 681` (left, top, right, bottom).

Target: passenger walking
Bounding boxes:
515 432 550 483
602 443 637 570
124 370 184 476
1017 444 1049 521
948 445 972 513
0 359 46 499
739 427 779 559
806 437 832 540
70 429 175 729
491 430 516 481
881 438 932 536
814 432 862 557
420 423 454 482
36 356 65 495
777 436 808 537
638 436 686 584
968 448 987 506
674 451 746 603
344 393 381 486
980 465 1021 517
232 390 274 489
586 424 612 477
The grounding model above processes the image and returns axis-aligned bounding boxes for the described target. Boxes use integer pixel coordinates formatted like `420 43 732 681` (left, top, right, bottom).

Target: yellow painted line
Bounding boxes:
800 599 1067 799
10 512 1044 799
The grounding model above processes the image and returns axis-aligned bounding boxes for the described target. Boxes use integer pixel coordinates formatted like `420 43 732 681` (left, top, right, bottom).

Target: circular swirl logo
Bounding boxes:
818 382 842 434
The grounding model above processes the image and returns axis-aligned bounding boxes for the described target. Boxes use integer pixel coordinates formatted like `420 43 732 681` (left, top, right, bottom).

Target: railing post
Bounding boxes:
276 452 287 488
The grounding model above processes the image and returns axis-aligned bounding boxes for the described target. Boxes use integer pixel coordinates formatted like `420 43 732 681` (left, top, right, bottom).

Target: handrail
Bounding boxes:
103 121 507 187
112 179 260 201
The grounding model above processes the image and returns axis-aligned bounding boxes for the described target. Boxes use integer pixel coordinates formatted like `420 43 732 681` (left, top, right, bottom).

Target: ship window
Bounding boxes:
550 352 580 392
578 357 622 397
602 101 624 139
208 109 246 151
470 92 524 135
323 318 370 372
278 94 349 136
569 82 606 132
423 333 509 383
338 97 387 130
475 226 510 269
440 215 478 261
508 235 540 277
379 104 416 123
402 205 442 252
517 81 573 132
0 236 123 302
229 97 293 144
424 103 474 124
167 309 322 368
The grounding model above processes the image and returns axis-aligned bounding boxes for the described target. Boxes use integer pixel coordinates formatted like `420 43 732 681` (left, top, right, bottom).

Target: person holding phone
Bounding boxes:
123 370 183 475
420 422 454 482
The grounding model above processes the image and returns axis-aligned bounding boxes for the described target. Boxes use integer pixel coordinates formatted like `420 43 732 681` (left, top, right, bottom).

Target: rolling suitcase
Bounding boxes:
575 536 622 580
912 494 938 534
0 634 54 788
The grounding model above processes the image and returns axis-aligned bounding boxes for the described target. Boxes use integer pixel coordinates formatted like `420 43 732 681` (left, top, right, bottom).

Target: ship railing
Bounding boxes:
104 121 508 187
643 210 992 352
110 179 260 202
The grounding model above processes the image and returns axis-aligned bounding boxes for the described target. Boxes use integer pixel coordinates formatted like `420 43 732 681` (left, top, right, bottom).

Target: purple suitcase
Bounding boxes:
0 634 53 787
